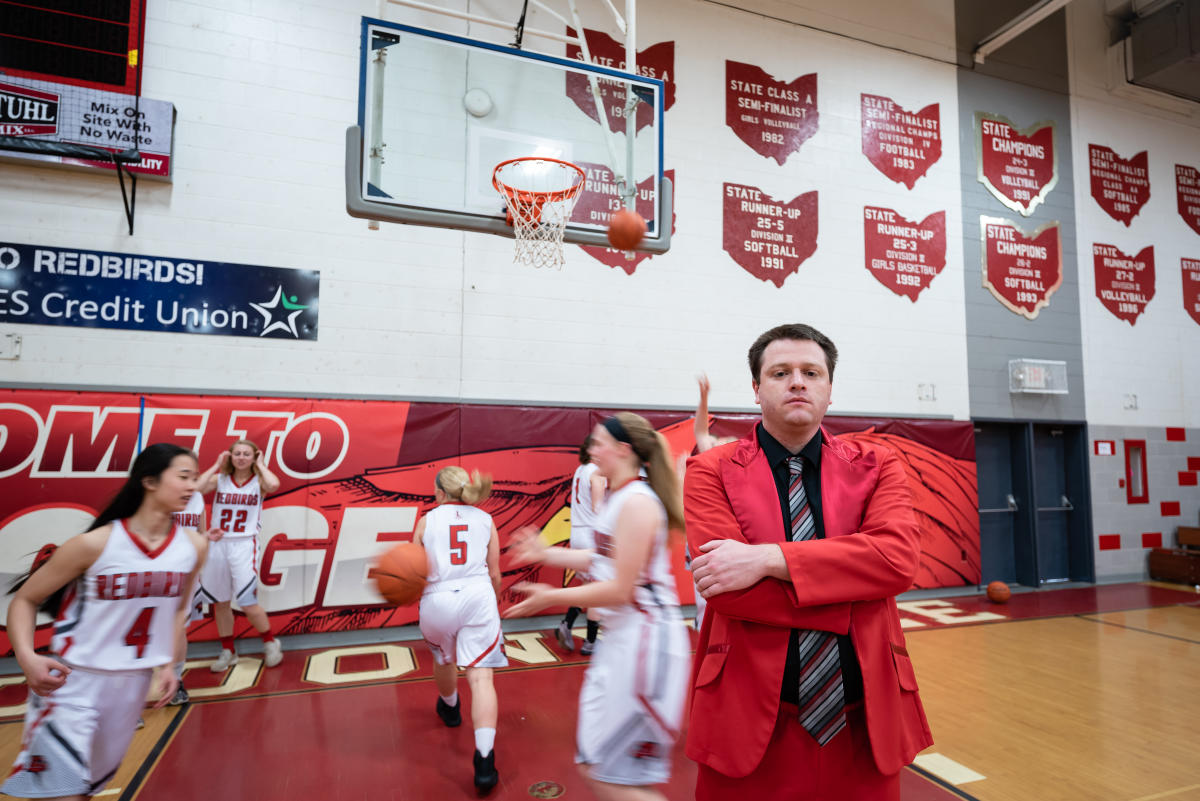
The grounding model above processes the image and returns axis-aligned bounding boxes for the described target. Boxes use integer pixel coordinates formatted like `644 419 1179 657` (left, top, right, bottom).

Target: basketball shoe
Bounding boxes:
437 698 462 727
473 749 499 794
555 621 574 652
263 639 283 667
210 648 238 672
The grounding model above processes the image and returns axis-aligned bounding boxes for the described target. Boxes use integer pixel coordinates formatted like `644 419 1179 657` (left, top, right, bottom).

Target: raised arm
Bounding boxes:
196 451 226 495
255 451 281 494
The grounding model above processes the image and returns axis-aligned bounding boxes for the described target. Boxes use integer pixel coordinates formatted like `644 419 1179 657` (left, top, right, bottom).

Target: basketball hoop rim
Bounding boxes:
492 157 587 205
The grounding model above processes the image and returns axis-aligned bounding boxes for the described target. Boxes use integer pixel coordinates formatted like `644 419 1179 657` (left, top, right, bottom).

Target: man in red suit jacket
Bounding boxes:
686 324 933 801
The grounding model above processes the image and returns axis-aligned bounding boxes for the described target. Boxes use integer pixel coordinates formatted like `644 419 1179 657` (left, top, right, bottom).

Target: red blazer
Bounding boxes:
684 426 933 778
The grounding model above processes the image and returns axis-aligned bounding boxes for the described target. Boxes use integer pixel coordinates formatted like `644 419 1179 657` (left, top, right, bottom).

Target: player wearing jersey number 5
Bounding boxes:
414 467 506 794
195 440 282 671
3 443 210 801
508 414 691 801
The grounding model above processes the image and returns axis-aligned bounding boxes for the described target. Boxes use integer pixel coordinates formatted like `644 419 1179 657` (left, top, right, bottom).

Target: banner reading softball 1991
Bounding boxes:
0 241 319 340
0 390 979 654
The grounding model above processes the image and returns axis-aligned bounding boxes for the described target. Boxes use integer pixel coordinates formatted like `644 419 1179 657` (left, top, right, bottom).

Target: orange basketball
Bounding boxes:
986 580 1011 603
370 543 428 606
607 208 646 250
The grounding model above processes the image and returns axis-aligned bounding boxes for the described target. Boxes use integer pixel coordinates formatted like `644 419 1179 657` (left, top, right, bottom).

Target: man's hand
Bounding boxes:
692 539 785 598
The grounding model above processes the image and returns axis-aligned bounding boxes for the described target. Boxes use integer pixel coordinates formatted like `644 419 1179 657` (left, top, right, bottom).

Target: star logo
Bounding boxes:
249 286 309 338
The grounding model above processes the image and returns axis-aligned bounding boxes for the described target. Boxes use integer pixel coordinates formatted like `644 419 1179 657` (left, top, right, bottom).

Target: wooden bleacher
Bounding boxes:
1148 525 1200 586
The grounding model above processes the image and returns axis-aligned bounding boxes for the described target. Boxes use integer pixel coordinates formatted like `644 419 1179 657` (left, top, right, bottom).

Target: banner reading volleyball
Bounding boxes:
725 61 818 165
980 216 1063 319
863 207 946 301
565 28 674 135
722 183 818 288
975 112 1058 216
1089 145 1150 226
861 94 941 189
1093 244 1154 325
1179 164 1200 236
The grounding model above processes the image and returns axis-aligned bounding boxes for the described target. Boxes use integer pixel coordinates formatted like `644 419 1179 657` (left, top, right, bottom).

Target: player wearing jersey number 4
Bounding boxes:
414 467 506 795
196 440 282 671
2 443 210 800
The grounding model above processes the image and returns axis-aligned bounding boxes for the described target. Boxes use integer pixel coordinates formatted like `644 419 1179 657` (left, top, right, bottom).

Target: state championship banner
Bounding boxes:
0 390 978 653
0 241 319 340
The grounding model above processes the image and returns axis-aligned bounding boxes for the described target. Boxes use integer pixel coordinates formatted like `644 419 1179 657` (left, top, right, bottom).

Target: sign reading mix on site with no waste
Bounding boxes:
0 242 319 340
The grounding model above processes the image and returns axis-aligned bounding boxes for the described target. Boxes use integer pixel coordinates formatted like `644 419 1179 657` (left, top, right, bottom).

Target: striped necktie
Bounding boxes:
789 456 846 745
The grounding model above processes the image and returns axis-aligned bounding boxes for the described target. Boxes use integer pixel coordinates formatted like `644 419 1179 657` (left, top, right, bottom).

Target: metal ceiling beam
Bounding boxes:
974 0 1077 63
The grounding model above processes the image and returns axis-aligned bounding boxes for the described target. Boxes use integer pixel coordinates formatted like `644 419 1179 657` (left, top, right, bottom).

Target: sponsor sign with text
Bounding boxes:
863 207 946 301
1093 244 1154 325
0 241 318 339
980 216 1062 319
975 112 1058 216
1089 145 1150 225
565 28 674 135
1178 164 1200 237
725 61 818 165
573 166 675 275
0 76 174 178
723 183 818 288
1183 258 1200 327
860 94 941 189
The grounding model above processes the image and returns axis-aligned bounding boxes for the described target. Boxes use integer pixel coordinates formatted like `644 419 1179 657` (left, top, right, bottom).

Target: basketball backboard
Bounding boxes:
345 18 671 253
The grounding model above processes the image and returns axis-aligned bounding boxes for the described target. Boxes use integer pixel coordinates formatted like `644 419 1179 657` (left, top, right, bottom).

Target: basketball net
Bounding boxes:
493 157 586 270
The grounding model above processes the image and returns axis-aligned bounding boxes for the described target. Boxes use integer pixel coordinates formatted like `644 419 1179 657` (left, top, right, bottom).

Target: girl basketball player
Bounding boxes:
196 440 282 671
414 467 505 794
2 443 209 800
167 488 207 705
508 414 691 801
556 435 606 655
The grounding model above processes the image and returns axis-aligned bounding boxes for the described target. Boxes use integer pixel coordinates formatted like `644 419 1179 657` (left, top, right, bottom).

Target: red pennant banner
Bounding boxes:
723 183 818 288
1093 244 1155 325
725 61 818 165
980 216 1062 319
574 166 676 275
1089 145 1150 226
1178 164 1200 236
976 113 1057 215
861 95 941 189
1183 258 1200 327
565 28 674 135
863 207 946 301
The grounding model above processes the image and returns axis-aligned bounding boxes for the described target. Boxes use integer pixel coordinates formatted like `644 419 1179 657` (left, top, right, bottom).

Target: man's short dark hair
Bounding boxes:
748 324 838 383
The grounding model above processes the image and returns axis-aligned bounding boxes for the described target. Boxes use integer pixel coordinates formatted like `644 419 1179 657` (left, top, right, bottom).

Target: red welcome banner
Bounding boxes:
723 183 818 288
980 216 1063 319
1093 244 1154 325
565 28 674 135
861 94 941 189
863 207 946 301
1183 258 1200 326
976 112 1058 215
0 391 978 654
573 166 676 275
1089 145 1150 226
1178 164 1200 236
725 61 818 165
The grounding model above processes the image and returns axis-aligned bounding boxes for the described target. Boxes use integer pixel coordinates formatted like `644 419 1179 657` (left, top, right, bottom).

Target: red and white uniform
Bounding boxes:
569 462 602 552
3 521 199 799
200 473 263 607
173 493 206 622
575 479 690 786
418 503 506 669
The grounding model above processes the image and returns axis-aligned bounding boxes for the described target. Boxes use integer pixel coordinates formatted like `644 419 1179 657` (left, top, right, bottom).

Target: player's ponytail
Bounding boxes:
436 466 493 505
612 413 686 533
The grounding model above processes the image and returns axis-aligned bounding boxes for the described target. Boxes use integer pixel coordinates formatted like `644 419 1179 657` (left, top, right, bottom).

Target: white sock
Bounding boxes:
440 691 459 707
475 727 496 757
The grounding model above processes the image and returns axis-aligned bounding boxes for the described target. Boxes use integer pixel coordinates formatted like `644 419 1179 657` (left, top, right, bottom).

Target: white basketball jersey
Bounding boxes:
570 462 602 532
52 520 199 670
212 473 262 539
590 479 680 617
173 492 205 531
423 503 494 589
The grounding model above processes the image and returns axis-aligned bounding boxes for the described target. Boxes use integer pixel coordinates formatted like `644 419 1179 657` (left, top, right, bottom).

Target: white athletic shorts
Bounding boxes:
1 664 152 799
569 526 595 582
576 607 690 786
418 581 508 669
198 536 259 607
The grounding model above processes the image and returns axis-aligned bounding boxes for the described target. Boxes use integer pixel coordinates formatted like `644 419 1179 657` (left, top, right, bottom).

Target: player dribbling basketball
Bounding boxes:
414 466 506 794
509 414 690 801
2 444 209 800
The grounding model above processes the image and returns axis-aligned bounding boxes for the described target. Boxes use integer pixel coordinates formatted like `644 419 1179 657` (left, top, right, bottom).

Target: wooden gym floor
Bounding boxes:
0 582 1197 800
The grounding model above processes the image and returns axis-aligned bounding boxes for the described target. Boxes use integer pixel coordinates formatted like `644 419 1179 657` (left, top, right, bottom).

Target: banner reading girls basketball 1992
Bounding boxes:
0 390 979 654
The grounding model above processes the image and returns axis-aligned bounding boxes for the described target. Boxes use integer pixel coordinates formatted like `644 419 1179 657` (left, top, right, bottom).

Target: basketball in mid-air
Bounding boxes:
986 580 1011 603
607 208 646 250
370 543 428 606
